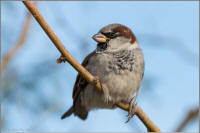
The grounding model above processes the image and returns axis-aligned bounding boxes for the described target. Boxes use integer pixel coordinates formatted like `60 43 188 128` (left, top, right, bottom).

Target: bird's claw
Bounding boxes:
93 76 100 84
125 103 138 123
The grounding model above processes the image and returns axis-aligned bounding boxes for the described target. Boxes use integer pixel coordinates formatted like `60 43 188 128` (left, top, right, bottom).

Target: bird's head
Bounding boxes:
92 24 138 53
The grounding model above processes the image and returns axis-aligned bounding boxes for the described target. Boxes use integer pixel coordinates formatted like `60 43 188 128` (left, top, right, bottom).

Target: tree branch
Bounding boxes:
22 1 160 132
176 107 199 132
1 2 37 74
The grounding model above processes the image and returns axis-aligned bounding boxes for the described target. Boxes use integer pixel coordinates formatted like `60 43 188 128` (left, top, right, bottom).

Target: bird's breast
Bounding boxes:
85 48 144 103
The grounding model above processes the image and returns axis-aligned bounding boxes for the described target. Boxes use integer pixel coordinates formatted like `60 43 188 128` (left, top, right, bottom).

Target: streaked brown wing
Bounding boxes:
72 51 96 104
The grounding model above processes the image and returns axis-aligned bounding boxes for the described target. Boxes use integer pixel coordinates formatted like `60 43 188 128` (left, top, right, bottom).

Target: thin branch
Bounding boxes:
176 107 199 132
1 2 38 74
22 1 160 132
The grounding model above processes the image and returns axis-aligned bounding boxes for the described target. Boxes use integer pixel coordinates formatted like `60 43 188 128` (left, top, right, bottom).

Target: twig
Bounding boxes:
22 1 160 132
176 107 199 132
1 2 38 74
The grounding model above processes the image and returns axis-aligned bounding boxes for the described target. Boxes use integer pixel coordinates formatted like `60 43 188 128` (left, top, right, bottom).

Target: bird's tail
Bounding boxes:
61 105 88 120
61 106 74 119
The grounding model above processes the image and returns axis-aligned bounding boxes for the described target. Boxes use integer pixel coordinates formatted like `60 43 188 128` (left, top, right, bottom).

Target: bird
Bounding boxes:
59 23 145 122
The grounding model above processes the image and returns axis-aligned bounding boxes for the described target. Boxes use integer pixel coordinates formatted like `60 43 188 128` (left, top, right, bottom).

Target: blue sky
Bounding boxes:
1 1 199 132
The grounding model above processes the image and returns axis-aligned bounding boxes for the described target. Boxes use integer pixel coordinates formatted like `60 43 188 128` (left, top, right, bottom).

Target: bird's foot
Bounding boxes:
93 76 100 84
125 102 138 123
101 84 111 103
93 76 111 103
57 55 67 64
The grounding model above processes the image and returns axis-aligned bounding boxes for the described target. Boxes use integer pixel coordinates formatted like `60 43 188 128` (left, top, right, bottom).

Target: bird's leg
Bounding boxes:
93 76 111 102
126 99 138 123
102 85 111 103
57 55 67 64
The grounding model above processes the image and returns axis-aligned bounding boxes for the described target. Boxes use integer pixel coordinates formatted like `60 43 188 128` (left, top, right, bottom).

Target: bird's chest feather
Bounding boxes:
86 49 143 102
88 50 136 75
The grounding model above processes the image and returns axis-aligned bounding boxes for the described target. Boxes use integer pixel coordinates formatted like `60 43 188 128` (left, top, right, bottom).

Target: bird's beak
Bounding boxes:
92 33 108 43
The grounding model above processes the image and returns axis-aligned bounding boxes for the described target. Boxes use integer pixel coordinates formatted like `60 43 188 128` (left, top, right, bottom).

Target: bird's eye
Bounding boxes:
108 32 116 38
102 32 119 39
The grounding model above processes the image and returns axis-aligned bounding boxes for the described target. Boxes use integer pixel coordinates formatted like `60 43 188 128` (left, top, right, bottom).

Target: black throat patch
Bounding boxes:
96 43 108 53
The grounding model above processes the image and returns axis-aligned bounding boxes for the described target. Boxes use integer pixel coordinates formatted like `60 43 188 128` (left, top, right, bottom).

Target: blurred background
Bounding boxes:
1 1 199 132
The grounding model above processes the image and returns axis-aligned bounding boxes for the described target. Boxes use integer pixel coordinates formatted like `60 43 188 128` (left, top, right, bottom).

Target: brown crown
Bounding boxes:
113 25 136 44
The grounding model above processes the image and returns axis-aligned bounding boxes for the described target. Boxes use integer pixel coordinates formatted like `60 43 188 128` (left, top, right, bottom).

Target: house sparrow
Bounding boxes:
60 24 144 122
